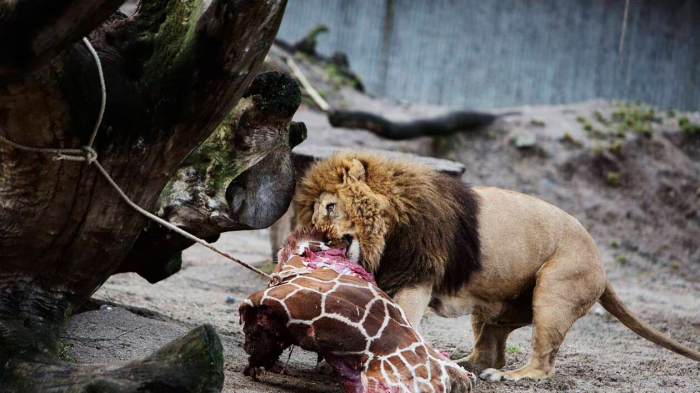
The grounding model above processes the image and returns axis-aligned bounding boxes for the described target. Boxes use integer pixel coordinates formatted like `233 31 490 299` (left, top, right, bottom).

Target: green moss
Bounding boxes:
592 145 604 157
614 126 627 138
610 238 619 248
679 116 700 136
605 171 620 187
610 101 657 137
139 0 204 96
609 140 623 155
530 117 546 127
666 109 676 118
593 110 609 125
450 352 469 360
59 341 77 363
324 62 362 91
258 261 277 275
182 102 252 196
615 254 628 265
589 128 606 138
507 344 522 354
561 132 583 148
293 51 312 62
301 96 316 107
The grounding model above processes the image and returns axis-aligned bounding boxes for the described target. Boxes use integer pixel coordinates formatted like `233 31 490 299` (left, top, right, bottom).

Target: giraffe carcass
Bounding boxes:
240 228 475 393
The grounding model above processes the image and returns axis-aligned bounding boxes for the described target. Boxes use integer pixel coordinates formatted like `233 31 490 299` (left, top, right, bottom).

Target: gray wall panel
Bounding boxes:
277 0 700 110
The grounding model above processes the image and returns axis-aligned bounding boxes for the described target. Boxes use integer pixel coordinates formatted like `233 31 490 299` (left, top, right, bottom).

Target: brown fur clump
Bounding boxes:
294 153 481 296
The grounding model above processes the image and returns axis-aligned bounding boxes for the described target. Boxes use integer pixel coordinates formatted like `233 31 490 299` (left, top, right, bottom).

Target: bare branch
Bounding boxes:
328 109 501 140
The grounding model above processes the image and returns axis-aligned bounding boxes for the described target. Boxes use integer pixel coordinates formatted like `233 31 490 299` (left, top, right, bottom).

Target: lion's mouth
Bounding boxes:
342 234 361 264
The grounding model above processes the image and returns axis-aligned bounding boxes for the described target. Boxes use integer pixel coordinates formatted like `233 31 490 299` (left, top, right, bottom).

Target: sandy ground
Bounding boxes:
66 232 700 392
64 98 700 392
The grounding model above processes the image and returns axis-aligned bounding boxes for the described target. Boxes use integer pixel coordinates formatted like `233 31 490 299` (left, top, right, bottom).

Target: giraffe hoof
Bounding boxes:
479 368 521 382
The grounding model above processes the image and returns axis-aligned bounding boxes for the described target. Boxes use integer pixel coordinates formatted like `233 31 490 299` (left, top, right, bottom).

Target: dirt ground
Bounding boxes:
64 93 700 392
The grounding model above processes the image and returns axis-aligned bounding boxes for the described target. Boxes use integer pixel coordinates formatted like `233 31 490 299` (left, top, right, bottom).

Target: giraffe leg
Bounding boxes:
479 261 604 382
392 283 433 327
454 315 517 371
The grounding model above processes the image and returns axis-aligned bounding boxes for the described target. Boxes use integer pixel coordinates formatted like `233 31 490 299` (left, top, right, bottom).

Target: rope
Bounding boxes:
0 37 272 281
82 37 106 148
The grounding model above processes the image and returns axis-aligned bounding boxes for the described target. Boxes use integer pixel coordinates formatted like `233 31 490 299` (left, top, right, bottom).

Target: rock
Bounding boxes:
513 132 537 148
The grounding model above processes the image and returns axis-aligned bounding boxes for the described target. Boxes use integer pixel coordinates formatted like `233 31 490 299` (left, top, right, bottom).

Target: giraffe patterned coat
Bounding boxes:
240 228 474 393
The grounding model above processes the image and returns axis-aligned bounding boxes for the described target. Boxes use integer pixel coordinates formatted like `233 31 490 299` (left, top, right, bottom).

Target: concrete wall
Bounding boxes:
278 0 700 111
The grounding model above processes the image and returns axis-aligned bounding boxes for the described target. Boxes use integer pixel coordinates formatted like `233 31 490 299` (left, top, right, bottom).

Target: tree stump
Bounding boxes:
0 0 294 391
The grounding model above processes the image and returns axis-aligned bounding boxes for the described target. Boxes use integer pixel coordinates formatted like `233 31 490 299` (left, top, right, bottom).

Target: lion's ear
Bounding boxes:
347 159 366 182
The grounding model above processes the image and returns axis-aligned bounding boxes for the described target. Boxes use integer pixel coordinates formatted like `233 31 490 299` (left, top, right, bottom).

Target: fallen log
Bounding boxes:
6 325 224 393
328 109 499 140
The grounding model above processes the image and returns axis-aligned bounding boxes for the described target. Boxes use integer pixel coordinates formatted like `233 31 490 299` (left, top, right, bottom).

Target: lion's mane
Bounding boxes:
294 153 481 296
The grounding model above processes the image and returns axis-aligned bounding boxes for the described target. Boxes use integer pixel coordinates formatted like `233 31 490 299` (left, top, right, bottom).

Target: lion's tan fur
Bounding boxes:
294 152 700 382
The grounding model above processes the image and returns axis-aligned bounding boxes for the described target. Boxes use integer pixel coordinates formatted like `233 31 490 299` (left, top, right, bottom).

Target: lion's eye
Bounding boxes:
326 203 335 216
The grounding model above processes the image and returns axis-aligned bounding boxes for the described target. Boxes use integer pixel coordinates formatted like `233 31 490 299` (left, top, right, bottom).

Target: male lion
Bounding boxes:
294 152 700 382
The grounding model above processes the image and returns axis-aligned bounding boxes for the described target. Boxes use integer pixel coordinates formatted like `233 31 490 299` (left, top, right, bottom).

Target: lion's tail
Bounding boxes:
598 281 700 361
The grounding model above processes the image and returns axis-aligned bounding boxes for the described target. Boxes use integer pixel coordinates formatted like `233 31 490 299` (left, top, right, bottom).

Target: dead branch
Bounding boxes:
328 109 500 140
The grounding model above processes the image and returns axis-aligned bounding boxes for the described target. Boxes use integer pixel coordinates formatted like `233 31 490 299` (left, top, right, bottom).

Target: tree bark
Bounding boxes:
119 71 305 282
5 324 224 393
0 0 289 390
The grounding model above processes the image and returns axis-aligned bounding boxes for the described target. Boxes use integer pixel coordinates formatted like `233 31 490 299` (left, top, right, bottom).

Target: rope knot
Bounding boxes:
51 146 97 163
82 146 98 165
268 274 283 287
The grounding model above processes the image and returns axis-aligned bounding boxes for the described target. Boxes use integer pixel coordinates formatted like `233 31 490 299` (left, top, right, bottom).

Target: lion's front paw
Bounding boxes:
480 368 518 382
479 367 550 382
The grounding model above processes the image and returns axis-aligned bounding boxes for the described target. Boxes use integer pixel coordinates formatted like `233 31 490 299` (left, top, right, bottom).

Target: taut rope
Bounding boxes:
0 37 272 281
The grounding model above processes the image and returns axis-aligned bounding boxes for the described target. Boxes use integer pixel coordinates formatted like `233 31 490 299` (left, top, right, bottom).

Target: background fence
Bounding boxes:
278 0 700 111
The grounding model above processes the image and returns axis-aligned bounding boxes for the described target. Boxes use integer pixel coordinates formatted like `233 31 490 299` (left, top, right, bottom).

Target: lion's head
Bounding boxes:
294 154 394 273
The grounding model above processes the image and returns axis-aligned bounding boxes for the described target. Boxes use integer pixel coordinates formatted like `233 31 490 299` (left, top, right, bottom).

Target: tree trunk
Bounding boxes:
117 71 305 283
0 0 289 391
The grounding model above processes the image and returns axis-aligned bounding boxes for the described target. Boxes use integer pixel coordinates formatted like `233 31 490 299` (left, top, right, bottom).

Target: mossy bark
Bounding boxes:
118 71 305 282
0 0 288 390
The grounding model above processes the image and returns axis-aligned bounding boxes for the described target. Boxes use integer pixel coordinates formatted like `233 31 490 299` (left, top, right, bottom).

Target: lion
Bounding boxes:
293 152 700 382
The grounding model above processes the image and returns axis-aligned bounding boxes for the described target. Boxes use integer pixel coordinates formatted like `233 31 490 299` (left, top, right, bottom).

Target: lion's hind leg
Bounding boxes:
480 256 605 382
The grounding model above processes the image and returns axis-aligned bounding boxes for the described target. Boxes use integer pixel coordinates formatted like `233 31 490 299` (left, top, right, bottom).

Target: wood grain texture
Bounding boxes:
0 0 288 390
